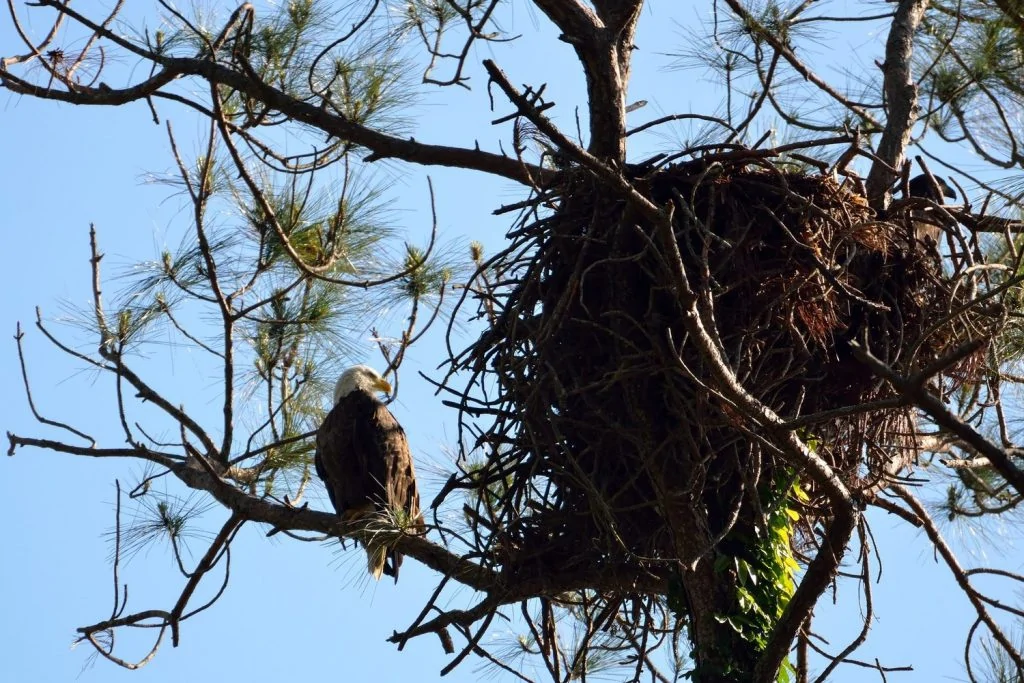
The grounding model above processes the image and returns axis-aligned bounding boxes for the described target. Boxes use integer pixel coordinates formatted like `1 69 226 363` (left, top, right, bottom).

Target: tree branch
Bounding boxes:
865 0 933 205
893 485 1024 672
0 5 550 186
531 0 641 160
851 343 1024 497
7 433 182 467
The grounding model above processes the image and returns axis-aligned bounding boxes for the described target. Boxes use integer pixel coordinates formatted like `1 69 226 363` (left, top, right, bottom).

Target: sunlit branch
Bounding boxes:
13 321 95 445
88 227 220 458
4 0 551 185
7 434 182 467
894 485 1024 672
165 120 237 462
169 513 243 646
852 343 1024 497
722 0 882 133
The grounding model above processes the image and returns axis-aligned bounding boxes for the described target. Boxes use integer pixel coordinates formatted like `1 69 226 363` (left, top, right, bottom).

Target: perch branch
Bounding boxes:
851 343 1024 497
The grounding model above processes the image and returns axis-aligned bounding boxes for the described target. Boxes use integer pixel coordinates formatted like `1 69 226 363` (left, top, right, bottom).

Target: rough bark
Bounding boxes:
865 0 933 208
531 0 643 161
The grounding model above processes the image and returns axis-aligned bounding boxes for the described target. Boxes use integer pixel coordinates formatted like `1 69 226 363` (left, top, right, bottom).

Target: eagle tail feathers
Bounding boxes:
368 543 387 581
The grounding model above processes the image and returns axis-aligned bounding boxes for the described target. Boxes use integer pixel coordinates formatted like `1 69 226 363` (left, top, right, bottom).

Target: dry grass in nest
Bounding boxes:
441 154 996 582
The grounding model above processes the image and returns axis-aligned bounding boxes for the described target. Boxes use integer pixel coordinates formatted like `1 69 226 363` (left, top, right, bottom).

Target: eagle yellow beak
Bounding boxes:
375 377 392 395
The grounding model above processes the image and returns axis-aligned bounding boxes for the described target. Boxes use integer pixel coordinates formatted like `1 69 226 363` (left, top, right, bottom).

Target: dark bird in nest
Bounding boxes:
314 365 423 582
907 173 956 244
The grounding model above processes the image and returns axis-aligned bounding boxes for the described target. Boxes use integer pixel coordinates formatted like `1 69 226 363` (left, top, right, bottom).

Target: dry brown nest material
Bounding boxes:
438 154 997 581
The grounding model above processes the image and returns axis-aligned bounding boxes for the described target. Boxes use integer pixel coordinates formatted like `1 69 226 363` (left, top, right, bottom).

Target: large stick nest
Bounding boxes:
443 155 992 582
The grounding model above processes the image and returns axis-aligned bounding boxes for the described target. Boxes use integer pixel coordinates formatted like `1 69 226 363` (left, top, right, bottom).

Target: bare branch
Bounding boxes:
13 321 95 445
894 485 1024 672
852 343 1024 497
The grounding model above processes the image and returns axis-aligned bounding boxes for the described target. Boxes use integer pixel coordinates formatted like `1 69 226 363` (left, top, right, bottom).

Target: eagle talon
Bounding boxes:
341 504 374 521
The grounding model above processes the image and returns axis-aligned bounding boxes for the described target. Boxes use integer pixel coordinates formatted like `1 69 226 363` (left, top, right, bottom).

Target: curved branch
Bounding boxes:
851 343 1024 497
1 1 549 186
13 321 95 446
893 485 1024 672
168 513 243 646
722 0 882 133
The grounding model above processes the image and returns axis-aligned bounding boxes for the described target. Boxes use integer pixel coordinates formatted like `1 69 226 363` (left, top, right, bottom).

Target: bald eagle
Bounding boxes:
314 365 423 582
907 173 956 244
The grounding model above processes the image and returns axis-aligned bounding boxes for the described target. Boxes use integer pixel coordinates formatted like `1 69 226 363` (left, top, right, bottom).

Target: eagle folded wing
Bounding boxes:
314 378 422 583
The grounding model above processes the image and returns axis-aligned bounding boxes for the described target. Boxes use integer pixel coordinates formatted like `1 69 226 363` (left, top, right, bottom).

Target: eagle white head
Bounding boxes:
333 365 392 405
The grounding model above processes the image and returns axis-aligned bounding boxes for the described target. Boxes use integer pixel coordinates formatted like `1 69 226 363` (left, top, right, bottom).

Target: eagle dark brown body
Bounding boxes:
314 367 422 582
907 173 957 244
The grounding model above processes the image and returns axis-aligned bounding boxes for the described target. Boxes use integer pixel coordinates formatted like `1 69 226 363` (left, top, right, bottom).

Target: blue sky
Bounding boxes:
2 2 1022 681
